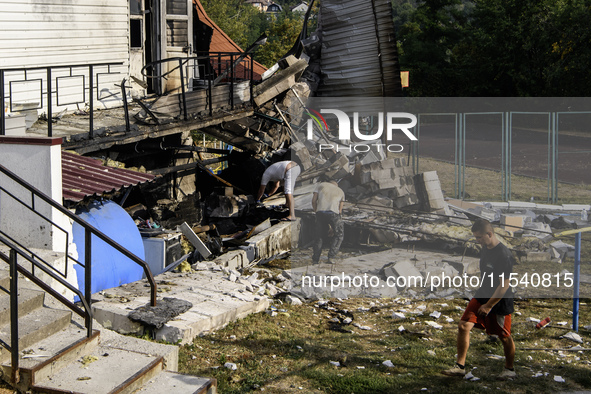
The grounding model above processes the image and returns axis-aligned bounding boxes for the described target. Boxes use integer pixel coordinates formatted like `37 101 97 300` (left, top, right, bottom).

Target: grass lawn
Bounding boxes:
417 157 591 204
179 295 591 393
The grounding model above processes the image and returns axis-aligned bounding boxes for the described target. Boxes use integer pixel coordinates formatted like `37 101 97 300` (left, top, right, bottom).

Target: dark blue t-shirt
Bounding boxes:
474 242 514 315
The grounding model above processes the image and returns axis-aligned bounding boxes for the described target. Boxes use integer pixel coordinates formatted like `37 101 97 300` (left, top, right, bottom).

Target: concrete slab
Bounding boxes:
91 269 270 345
245 220 294 260
508 201 537 209
535 203 562 211
32 345 161 394
562 204 591 211
133 370 215 394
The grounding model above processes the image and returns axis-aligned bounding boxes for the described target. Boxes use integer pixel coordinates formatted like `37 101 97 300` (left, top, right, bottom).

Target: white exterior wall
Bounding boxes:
0 137 68 252
0 0 131 112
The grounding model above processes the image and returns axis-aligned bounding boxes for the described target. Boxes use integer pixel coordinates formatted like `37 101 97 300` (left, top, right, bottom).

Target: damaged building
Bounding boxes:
1 0 589 392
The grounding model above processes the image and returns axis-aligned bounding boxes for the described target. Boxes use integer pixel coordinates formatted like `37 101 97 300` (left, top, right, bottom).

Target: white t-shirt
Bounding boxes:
314 182 345 213
260 161 300 194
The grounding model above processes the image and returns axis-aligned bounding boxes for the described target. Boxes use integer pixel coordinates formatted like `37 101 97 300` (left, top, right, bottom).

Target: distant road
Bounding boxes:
416 123 591 185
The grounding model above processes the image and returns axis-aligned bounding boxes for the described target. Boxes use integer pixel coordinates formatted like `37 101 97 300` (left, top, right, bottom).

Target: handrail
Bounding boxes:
0 238 91 318
0 62 123 137
139 52 256 121
0 163 157 307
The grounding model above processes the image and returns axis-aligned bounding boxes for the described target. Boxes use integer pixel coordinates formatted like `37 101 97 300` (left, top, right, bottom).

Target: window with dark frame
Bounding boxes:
130 0 143 49
130 19 143 48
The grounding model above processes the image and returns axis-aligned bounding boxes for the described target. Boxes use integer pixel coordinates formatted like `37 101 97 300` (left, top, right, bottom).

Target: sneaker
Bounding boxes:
442 364 466 376
498 368 516 380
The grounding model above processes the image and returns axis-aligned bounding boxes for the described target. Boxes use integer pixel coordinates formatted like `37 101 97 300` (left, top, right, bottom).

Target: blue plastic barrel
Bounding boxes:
72 200 145 297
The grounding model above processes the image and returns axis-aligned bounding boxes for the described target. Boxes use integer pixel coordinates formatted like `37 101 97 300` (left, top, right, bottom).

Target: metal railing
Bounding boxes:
139 52 255 122
0 62 123 138
0 164 157 383
1 54 257 138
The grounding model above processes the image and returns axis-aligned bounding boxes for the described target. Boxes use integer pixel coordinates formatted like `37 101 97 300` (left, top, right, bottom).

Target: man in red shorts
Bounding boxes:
442 218 516 380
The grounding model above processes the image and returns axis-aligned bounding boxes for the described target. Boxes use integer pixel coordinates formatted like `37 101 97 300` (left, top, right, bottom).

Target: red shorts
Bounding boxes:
461 298 512 338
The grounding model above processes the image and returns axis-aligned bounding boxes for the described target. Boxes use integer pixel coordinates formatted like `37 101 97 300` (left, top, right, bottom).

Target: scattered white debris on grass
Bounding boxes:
554 375 565 383
224 362 238 370
561 332 583 344
425 321 443 329
393 312 406 320
383 360 395 368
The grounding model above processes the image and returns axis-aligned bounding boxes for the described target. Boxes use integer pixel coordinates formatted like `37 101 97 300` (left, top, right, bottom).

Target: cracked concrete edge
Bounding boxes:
155 297 270 344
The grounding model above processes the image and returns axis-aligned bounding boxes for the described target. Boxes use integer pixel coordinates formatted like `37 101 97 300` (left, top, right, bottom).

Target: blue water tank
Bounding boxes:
72 200 145 296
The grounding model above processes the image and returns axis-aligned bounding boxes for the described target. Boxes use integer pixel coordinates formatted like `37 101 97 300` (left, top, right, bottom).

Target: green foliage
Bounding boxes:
200 0 268 50
397 0 591 96
255 12 303 67
201 0 308 68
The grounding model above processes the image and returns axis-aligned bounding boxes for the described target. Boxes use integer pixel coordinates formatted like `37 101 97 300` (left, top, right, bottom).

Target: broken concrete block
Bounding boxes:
290 142 313 170
443 259 480 276
192 262 208 271
180 222 212 259
414 171 446 211
247 272 259 284
238 278 254 293
265 283 278 296
523 222 552 238
253 59 308 106
500 214 525 232
285 295 303 305
525 251 552 263
550 240 575 259
392 260 423 284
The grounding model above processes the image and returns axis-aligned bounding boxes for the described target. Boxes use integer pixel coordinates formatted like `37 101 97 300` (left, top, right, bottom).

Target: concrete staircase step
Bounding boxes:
0 307 71 364
132 370 217 394
0 288 46 326
9 327 100 390
32 345 163 394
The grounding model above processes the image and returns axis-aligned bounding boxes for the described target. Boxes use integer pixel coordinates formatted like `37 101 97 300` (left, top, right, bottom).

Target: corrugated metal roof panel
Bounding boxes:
62 151 155 202
318 0 402 97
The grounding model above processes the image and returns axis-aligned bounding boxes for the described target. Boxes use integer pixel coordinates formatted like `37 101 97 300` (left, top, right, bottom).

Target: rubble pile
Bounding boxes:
192 261 293 299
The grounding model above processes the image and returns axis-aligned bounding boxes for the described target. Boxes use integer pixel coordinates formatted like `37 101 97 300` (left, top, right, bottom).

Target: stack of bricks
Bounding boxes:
356 158 419 209
413 171 446 212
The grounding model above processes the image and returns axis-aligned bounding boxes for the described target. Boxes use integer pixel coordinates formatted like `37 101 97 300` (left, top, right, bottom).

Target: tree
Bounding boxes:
200 0 268 50
200 1 306 68
255 11 303 67
398 0 468 96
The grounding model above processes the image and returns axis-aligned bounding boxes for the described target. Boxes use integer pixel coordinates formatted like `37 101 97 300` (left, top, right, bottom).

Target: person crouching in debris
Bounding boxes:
311 175 345 264
256 160 300 221
442 218 516 380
